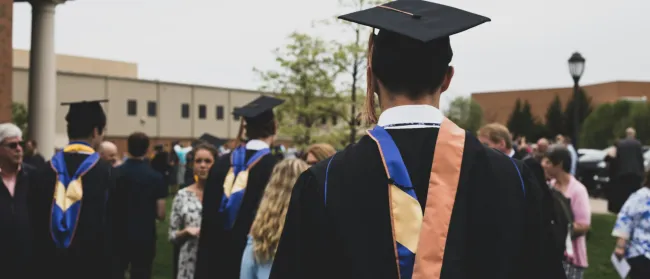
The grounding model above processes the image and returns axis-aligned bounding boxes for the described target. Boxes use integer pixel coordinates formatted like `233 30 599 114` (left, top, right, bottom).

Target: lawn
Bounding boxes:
150 196 619 279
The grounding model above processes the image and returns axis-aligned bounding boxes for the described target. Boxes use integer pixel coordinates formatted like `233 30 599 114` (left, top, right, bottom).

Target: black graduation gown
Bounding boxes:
195 149 278 279
270 128 566 279
29 153 118 279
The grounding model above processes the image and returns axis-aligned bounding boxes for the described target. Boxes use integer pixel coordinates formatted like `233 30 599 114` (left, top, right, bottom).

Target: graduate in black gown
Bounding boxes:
29 100 118 279
195 96 283 279
270 2 566 279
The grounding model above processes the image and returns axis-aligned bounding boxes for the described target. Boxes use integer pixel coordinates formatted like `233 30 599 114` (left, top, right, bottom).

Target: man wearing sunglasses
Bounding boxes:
0 123 35 278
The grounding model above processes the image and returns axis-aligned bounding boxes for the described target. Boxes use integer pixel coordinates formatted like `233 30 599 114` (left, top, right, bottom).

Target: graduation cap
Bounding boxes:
196 133 227 148
338 0 490 44
61 99 108 127
232 96 285 120
338 0 490 123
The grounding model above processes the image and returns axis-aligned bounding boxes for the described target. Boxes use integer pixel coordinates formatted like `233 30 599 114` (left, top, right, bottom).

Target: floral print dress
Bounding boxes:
169 188 203 279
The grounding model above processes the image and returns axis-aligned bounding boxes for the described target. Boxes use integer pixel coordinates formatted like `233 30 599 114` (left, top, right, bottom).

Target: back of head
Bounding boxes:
250 158 309 263
372 31 452 99
65 102 107 140
306 143 337 162
545 144 572 173
626 127 636 138
245 111 277 140
477 123 513 149
127 132 150 157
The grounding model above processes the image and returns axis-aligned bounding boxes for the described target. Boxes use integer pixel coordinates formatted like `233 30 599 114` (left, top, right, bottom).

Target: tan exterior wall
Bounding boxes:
472 81 650 125
12 68 268 147
13 49 138 79
0 0 12 122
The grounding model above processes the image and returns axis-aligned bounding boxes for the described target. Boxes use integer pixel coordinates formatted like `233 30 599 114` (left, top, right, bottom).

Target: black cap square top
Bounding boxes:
197 133 227 148
232 96 285 118
61 99 108 123
338 0 490 43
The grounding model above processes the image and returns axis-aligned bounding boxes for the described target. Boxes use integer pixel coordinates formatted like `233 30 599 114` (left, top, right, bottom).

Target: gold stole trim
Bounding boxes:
412 117 466 279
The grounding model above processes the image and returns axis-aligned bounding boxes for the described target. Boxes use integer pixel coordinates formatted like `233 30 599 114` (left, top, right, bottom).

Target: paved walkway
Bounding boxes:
590 198 611 215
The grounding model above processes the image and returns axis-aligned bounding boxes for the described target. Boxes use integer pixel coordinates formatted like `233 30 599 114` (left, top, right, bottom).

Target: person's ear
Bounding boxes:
439 66 455 93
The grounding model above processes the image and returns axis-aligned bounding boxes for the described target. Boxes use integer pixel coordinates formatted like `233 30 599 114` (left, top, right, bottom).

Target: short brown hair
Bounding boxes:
477 123 513 149
305 143 337 162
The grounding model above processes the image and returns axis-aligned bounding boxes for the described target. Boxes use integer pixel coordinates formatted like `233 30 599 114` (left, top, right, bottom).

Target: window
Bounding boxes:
198 105 207 119
332 115 338 126
216 106 224 120
127 100 137 116
147 101 157 117
181 103 190 119
321 116 327 125
233 107 240 121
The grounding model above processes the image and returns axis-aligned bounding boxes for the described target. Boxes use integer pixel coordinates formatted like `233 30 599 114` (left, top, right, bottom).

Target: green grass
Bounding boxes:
148 195 619 279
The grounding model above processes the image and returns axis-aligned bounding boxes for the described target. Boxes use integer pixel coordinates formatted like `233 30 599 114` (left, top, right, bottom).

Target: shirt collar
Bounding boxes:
246 139 270 150
508 148 516 157
377 105 444 130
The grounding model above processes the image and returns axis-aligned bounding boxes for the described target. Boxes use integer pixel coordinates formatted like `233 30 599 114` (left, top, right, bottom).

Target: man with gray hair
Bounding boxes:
606 127 645 213
0 123 36 278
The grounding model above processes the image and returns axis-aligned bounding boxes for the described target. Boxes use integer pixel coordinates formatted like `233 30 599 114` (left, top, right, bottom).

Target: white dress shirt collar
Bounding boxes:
377 105 444 129
508 148 516 158
246 139 270 150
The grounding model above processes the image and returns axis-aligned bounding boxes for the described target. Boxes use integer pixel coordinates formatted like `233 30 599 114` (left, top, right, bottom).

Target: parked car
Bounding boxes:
577 146 650 197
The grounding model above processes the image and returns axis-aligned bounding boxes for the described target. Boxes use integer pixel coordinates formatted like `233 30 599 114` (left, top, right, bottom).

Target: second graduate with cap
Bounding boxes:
29 100 119 279
195 96 283 279
270 1 566 279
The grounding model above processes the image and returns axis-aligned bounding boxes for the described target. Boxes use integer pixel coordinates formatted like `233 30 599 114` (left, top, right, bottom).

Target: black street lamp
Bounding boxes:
568 52 586 148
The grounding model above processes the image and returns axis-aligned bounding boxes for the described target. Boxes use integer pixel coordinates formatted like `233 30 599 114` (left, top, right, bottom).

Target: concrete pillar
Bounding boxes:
27 0 65 159
0 0 12 123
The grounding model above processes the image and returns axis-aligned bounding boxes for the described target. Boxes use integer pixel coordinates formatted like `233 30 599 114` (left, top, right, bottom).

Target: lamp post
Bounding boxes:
568 52 586 148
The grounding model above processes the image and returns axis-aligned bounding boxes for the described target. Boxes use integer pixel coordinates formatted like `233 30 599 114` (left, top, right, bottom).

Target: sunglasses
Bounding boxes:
1 141 23 150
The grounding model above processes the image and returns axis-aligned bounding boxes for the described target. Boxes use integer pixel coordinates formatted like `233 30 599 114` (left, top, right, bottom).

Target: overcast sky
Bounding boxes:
11 0 650 110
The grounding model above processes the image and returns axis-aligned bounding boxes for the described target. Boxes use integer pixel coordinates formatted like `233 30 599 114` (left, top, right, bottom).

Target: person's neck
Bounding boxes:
0 161 19 174
69 138 93 147
195 180 205 190
380 93 440 111
555 172 572 187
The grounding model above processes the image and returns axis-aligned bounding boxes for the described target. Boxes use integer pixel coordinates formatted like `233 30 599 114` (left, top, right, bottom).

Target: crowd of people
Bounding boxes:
2 1 650 279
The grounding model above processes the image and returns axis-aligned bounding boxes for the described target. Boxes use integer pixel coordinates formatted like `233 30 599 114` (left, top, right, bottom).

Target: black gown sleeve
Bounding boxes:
519 162 567 279
270 171 334 279
195 157 229 279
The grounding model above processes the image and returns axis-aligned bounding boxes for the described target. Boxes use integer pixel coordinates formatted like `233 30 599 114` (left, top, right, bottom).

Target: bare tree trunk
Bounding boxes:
349 27 361 145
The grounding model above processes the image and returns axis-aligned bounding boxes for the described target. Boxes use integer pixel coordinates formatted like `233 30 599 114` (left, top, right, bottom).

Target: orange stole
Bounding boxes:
412 117 466 279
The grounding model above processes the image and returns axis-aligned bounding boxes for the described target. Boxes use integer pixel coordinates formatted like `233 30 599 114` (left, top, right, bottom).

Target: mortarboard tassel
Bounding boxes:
363 29 378 124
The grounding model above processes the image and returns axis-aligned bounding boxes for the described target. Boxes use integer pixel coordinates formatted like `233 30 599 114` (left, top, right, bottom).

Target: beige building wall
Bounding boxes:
13 49 138 79
12 68 268 146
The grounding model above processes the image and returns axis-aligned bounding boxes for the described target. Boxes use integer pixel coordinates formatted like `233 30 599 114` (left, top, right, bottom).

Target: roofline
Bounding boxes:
12 67 273 95
472 80 650 96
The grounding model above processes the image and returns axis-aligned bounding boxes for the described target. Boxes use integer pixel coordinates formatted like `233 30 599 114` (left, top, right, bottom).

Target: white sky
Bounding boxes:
11 0 650 110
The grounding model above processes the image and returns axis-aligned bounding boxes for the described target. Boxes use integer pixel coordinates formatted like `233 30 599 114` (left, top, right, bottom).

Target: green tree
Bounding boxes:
564 88 593 142
444 96 483 133
580 101 638 148
255 32 346 148
12 102 28 137
545 95 565 138
507 99 524 138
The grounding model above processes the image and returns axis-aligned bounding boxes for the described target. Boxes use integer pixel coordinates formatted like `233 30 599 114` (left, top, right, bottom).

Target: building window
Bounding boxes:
216 106 224 120
127 100 137 116
198 105 207 119
234 107 240 121
147 101 157 117
181 103 190 119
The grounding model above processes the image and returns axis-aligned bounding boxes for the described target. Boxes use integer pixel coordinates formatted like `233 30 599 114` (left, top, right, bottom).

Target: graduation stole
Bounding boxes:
366 117 465 279
220 145 270 229
50 141 101 249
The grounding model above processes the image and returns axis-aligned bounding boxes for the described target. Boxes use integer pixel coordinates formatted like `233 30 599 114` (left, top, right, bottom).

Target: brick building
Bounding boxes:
471 81 650 125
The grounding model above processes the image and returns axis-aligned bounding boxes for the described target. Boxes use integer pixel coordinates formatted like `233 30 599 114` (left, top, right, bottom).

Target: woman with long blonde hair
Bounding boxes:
240 159 309 279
